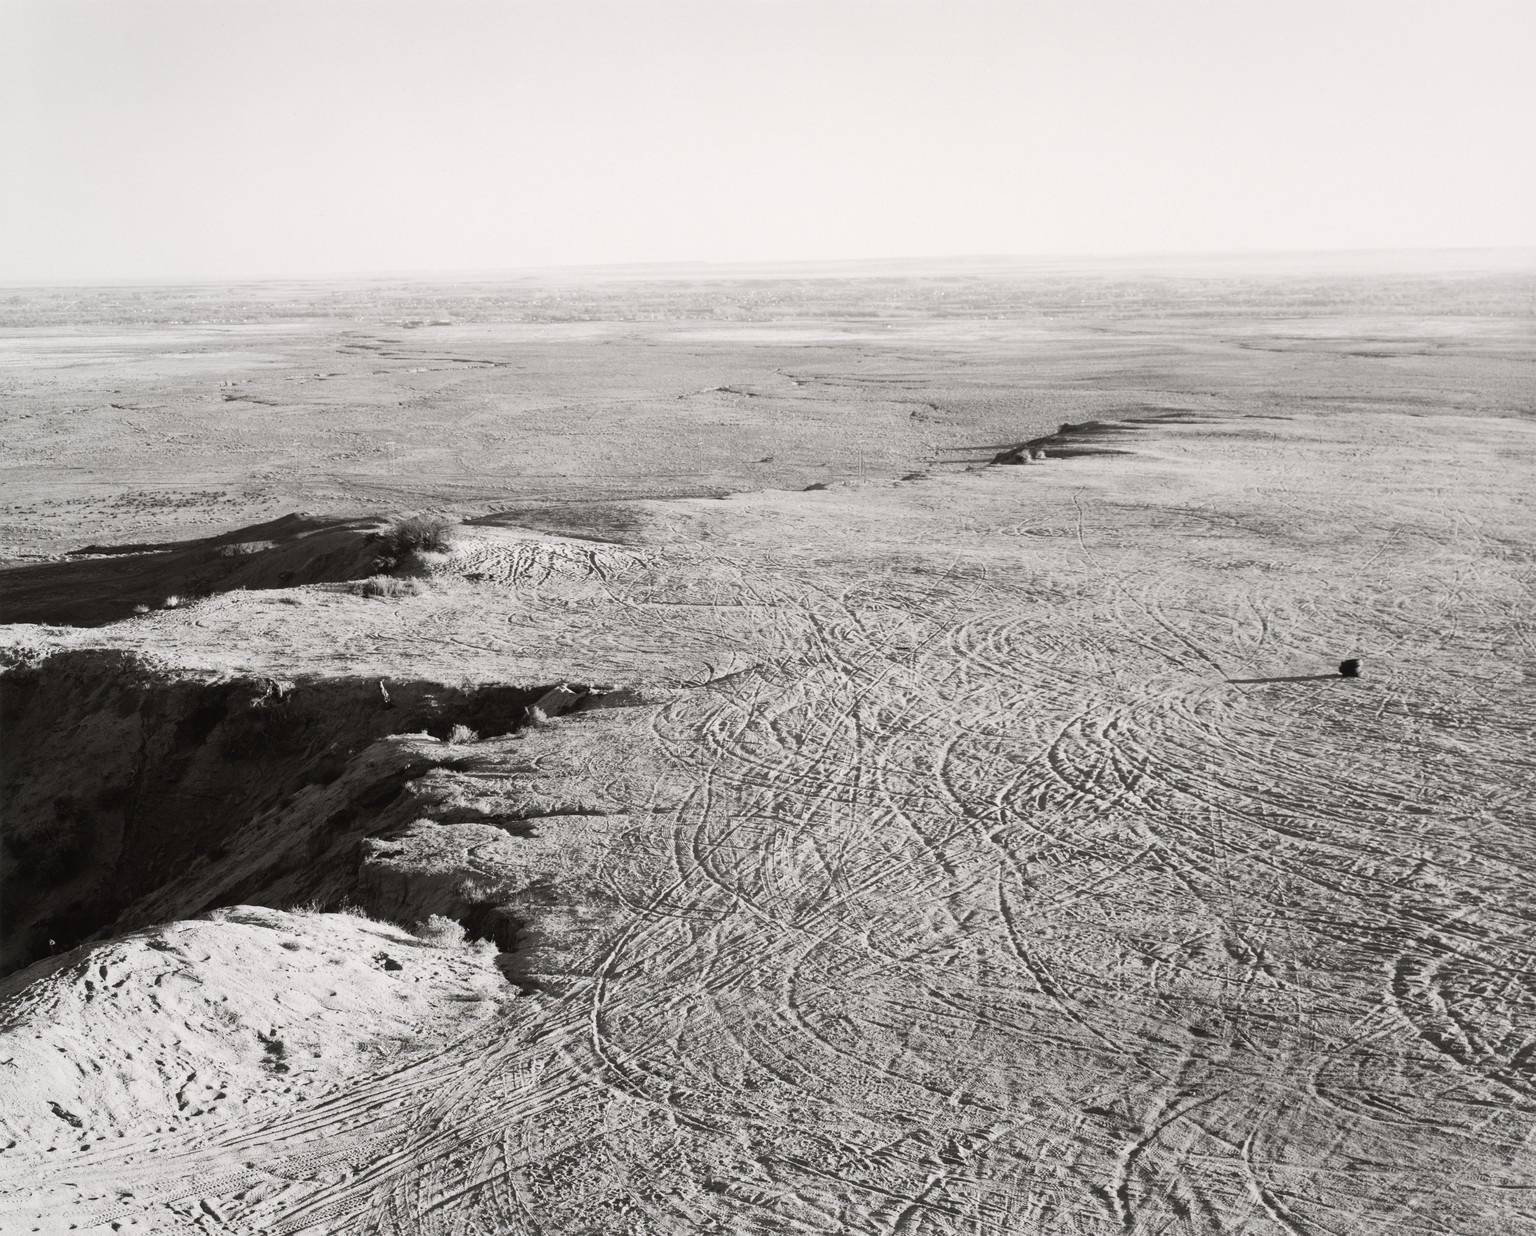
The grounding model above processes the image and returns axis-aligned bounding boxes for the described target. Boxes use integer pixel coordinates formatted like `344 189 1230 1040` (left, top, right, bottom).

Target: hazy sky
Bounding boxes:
3 1 1533 281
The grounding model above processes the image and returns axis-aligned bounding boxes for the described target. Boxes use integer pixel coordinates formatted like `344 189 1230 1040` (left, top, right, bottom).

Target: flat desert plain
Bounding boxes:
1 261 1534 1234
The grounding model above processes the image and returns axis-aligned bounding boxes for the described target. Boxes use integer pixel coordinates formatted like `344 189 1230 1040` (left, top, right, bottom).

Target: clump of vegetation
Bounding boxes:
162 594 183 609
414 914 467 947
290 895 378 920
374 514 456 572
257 1029 291 1073
353 575 424 599
457 876 504 905
217 539 277 558
446 723 478 745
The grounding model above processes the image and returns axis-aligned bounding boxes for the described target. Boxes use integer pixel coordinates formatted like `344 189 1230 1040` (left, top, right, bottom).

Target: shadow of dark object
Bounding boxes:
0 513 383 627
990 409 1220 465
1226 674 1343 685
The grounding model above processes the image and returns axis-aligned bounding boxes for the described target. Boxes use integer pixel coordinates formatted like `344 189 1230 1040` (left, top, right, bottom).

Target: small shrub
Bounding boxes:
353 575 423 599
446 723 478 745
415 914 466 947
457 876 503 905
217 540 276 558
291 896 379 920
162 594 183 609
374 515 455 570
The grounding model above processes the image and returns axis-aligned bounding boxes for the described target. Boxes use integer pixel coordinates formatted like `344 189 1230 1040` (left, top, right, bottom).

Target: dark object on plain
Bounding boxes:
1338 658 1360 678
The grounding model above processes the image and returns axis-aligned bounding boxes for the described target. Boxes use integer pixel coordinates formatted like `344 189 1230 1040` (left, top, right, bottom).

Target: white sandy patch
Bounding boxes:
0 907 508 1229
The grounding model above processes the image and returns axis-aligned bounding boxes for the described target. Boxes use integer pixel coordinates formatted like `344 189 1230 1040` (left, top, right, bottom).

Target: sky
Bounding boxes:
2 0 1533 281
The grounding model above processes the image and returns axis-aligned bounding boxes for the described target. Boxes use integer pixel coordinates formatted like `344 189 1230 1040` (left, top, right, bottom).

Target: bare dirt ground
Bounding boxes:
1 263 1534 1233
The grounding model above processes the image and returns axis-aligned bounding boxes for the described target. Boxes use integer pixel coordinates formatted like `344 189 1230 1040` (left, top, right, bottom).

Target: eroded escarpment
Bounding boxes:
988 408 1224 464
0 648 627 976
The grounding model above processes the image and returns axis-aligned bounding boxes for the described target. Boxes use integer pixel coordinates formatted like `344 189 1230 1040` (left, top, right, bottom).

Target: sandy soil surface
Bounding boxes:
1 267 1534 1233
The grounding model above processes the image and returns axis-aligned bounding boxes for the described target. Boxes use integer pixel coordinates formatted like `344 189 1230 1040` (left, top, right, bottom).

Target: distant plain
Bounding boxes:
4 259 1530 557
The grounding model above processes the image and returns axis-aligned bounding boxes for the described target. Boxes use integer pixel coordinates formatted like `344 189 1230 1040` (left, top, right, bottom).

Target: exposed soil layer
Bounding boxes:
0 649 602 973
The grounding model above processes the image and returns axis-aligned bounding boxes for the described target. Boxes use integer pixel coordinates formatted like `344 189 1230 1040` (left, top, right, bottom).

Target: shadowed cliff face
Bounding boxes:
0 650 592 974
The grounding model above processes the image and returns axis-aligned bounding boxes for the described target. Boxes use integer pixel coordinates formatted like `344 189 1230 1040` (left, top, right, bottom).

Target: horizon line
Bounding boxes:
4 245 1535 291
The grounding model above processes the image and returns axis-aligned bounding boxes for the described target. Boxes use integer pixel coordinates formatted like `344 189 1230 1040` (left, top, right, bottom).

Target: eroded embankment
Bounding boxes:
0 649 611 975
988 408 1223 463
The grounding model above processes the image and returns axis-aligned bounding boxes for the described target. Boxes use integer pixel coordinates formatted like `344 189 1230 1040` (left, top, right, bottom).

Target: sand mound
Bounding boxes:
0 907 507 1155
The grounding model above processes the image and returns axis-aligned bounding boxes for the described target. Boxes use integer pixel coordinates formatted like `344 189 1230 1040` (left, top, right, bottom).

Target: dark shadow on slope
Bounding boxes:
0 513 388 627
987 409 1223 466
465 501 650 545
0 650 600 975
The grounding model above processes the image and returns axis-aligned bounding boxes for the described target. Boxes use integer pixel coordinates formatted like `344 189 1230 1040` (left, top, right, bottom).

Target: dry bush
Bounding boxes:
414 914 467 947
353 575 424 600
374 515 456 571
446 723 478 745
287 896 380 921
217 539 277 558
457 876 503 905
